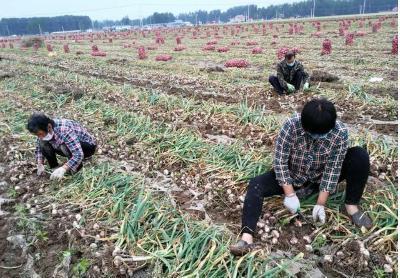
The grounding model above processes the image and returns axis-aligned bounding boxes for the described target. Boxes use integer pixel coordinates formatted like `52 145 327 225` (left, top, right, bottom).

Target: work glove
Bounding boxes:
50 167 67 180
287 83 295 93
283 194 300 214
312 204 326 224
37 163 45 176
303 82 310 91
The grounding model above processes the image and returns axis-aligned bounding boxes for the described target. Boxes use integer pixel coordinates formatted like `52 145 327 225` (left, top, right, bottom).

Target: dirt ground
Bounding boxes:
0 14 397 277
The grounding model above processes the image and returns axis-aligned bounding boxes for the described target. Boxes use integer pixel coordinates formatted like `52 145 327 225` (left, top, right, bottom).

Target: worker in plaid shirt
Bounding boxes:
230 98 372 256
27 113 97 180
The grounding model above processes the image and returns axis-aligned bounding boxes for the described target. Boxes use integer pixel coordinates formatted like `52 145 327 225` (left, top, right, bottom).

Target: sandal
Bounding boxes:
229 240 260 256
342 206 373 229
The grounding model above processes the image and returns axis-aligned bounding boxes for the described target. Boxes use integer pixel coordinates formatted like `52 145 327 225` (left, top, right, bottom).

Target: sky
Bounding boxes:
0 0 301 20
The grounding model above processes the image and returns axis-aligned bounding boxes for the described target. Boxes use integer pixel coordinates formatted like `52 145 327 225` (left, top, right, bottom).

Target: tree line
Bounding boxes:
0 0 397 35
94 0 396 27
0 16 91 36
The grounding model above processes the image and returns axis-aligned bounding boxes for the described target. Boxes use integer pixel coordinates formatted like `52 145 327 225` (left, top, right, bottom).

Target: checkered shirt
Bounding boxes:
35 118 96 171
273 114 348 193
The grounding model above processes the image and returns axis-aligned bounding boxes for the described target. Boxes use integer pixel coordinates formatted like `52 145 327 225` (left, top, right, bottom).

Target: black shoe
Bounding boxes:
229 240 260 256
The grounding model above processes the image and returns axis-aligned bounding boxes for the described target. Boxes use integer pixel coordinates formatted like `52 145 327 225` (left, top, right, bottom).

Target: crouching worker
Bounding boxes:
230 98 372 256
269 50 310 95
27 113 97 180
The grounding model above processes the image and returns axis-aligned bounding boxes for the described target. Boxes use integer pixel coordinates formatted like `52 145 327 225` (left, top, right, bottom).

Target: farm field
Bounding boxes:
0 14 398 277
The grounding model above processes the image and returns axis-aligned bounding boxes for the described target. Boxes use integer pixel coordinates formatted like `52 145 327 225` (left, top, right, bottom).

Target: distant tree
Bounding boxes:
1 0 397 35
121 16 131 25
0 15 92 35
209 10 221 22
93 20 101 29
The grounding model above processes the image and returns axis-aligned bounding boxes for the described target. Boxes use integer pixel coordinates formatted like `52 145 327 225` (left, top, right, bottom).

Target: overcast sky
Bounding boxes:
1 0 301 20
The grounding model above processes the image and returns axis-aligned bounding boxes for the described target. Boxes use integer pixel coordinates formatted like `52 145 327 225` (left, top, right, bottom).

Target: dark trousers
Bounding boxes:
241 146 370 235
269 70 305 95
40 141 96 171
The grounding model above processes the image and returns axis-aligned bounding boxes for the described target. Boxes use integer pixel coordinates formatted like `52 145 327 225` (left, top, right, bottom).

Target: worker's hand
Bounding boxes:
283 193 300 214
312 204 326 224
37 163 45 176
287 83 295 93
50 167 67 180
303 82 310 91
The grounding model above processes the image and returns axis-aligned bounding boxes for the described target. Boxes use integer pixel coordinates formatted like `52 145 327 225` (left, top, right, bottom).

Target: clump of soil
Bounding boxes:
20 37 44 48
199 63 225 73
107 58 129 65
274 222 314 251
310 70 340 82
0 219 26 277
321 240 389 277
103 117 118 126
0 72 15 80
368 86 398 100
42 83 85 100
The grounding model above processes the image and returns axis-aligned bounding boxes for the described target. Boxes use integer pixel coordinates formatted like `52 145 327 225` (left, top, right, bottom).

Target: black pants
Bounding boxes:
269 70 305 95
40 141 96 171
241 146 370 235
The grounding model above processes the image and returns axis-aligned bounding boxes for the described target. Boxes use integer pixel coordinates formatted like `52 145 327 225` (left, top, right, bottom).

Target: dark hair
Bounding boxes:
27 113 55 133
285 51 296 60
301 98 337 134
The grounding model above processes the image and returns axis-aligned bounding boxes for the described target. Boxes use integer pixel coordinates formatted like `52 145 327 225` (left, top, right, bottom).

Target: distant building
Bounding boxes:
143 20 192 30
165 20 192 27
102 26 115 31
51 30 81 34
115 25 132 31
229 15 245 23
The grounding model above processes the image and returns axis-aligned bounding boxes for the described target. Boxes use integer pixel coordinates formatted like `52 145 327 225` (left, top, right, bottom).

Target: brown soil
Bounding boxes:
0 72 15 80
274 222 315 252
0 136 152 278
368 86 398 100
106 58 129 65
0 51 397 277
0 218 26 277
310 70 340 82
42 82 85 101
321 239 390 277
2 54 397 136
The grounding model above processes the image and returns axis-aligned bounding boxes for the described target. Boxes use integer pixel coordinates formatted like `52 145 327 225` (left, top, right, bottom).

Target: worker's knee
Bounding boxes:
39 140 53 154
247 176 263 197
59 145 71 157
268 75 277 83
295 69 303 77
345 146 370 169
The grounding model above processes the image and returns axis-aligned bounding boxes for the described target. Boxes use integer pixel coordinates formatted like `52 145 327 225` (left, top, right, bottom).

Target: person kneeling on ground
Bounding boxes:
269 50 310 95
27 113 97 180
230 98 372 256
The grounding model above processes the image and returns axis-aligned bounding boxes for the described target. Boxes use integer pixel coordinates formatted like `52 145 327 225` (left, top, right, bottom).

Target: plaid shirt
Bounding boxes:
35 118 96 172
273 114 348 193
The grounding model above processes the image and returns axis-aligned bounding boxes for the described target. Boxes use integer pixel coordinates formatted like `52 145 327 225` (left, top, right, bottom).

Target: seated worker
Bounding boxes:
230 98 372 256
269 50 310 95
27 113 97 180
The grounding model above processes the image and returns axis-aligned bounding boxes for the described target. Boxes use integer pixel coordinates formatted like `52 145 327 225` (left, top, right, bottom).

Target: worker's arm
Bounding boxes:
273 118 294 191
299 63 310 83
35 138 44 165
319 131 349 196
317 191 330 206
